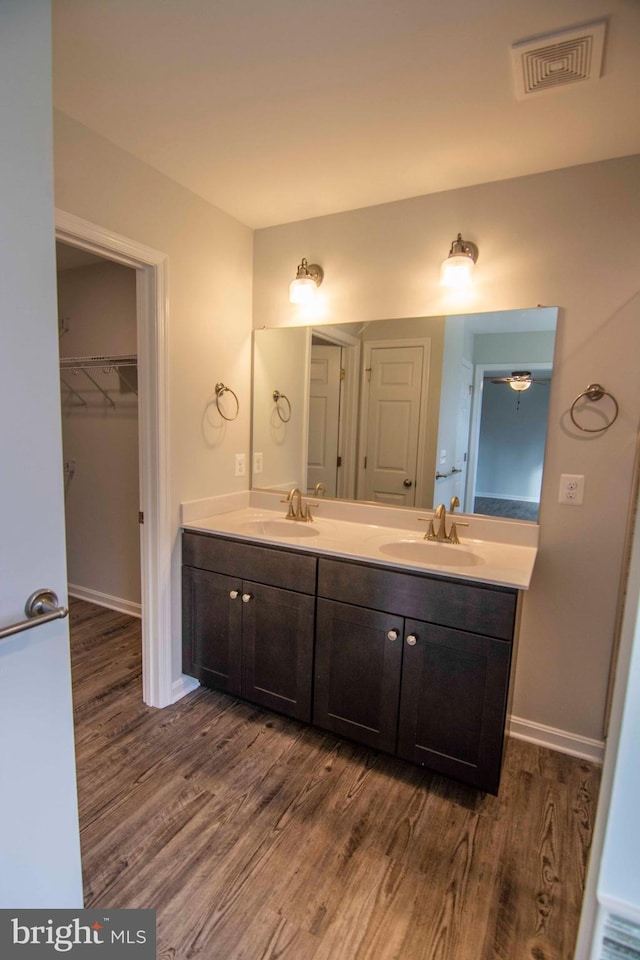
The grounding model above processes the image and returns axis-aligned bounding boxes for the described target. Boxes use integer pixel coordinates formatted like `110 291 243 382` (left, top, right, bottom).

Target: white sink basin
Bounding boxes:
234 518 320 538
378 539 482 567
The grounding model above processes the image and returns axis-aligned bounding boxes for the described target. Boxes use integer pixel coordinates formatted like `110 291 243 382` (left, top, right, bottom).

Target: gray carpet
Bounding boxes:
474 497 539 522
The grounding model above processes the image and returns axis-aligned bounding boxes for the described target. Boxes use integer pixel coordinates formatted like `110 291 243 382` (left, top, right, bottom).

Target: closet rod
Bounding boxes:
59 353 137 369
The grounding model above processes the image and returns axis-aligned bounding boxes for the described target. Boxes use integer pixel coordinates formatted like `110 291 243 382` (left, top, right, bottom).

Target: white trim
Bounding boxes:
172 675 200 703
68 585 141 619
508 714 605 764
56 210 172 708
476 492 540 503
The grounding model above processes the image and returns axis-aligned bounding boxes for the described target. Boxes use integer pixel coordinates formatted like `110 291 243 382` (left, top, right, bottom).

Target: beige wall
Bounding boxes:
54 110 254 677
254 156 640 743
57 260 140 609
252 326 310 491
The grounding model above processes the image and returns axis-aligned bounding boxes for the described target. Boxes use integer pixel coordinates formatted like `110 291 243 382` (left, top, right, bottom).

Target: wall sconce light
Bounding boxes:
440 233 478 288
289 258 324 304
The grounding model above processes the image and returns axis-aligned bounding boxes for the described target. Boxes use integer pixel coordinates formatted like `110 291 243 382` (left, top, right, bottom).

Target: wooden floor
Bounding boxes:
70 599 600 960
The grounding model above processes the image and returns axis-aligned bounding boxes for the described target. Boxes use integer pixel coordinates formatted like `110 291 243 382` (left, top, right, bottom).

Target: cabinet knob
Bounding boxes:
387 629 399 641
242 593 252 603
229 590 239 600
406 634 418 646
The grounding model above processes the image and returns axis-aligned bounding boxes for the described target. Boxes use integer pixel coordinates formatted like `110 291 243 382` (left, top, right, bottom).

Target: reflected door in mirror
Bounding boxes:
360 343 427 506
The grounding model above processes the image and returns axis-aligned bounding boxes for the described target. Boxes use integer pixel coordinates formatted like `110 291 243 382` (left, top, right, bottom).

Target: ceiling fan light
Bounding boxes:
509 379 532 391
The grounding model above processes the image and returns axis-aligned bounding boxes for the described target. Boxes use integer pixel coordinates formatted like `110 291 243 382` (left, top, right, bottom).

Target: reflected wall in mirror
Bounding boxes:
251 307 558 522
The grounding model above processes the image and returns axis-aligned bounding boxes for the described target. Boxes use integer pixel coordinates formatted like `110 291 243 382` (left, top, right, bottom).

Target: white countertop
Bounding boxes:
181 493 539 590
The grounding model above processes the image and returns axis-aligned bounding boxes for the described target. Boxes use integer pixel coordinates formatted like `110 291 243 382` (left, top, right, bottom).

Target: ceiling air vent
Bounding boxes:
511 20 607 99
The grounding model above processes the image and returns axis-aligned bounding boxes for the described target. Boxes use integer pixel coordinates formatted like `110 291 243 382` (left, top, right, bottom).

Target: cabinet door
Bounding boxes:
241 582 315 722
182 566 242 695
314 599 403 753
397 621 511 793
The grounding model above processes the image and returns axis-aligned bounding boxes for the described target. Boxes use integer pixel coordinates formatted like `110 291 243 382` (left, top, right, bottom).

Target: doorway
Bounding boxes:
466 362 552 520
55 210 172 708
57 244 141 617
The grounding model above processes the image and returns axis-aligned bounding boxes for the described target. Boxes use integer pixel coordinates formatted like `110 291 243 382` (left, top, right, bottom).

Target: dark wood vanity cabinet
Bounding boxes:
314 558 517 793
182 532 316 722
182 531 519 793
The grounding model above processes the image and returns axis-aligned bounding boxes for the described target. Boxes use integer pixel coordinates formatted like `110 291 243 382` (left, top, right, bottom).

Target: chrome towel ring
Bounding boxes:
570 383 619 433
273 390 292 423
214 382 240 421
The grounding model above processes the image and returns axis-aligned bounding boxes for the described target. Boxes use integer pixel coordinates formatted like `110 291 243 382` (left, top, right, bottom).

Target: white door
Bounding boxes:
0 2 83 907
307 345 342 496
361 344 426 505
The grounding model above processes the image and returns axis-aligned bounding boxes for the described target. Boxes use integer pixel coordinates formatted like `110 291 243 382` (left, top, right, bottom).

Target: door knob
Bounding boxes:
406 634 417 646
386 629 399 641
229 590 239 599
403 479 413 488
242 593 253 603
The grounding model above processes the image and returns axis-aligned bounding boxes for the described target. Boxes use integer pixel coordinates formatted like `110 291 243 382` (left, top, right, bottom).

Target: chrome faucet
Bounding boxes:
419 502 468 544
281 487 318 522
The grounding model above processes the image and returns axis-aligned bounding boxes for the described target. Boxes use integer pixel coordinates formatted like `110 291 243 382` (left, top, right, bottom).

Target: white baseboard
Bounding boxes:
68 584 142 619
508 714 605 764
172 675 200 703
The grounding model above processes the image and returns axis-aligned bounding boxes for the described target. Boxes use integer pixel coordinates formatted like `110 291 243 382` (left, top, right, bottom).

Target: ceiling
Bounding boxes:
52 0 640 230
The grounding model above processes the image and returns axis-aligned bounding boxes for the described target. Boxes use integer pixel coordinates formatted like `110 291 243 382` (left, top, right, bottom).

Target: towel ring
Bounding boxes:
214 382 240 421
570 383 619 433
273 390 292 423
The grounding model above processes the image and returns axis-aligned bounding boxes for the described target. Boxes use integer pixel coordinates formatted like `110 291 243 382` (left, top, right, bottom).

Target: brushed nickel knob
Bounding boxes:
406 634 418 646
242 593 252 603
387 629 399 641
229 589 239 599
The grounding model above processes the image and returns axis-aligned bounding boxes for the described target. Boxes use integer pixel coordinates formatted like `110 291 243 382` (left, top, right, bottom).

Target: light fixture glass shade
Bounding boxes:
509 378 532 392
289 276 317 304
440 254 475 288
440 233 478 288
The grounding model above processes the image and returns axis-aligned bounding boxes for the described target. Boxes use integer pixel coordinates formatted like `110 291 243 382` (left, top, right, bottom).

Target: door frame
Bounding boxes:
55 210 172 708
311 326 361 500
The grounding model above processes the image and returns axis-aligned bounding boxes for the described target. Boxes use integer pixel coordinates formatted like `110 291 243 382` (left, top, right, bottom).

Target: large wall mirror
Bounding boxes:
251 307 558 522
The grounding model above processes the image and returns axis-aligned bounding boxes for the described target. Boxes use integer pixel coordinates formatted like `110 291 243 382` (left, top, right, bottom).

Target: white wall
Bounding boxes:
54 110 253 679
57 260 141 610
254 156 640 745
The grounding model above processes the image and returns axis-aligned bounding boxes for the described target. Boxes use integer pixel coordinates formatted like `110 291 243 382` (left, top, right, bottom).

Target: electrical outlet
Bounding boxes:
235 453 246 478
559 473 584 505
253 451 263 475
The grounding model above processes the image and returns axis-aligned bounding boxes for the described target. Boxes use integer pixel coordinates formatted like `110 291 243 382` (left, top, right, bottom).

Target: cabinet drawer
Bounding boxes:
183 532 317 594
317 558 516 641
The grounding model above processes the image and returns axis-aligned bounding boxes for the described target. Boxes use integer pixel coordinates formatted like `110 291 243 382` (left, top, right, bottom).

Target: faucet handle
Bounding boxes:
280 498 297 519
449 520 469 544
417 515 437 540
304 502 319 521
